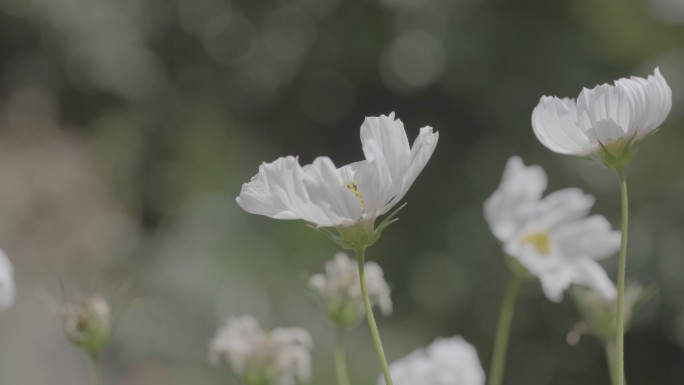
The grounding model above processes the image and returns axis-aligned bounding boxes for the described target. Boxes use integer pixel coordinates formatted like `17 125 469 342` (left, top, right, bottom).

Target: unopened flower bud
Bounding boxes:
64 295 112 355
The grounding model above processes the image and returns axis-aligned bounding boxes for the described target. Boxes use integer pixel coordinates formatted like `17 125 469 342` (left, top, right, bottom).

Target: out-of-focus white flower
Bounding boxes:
484 156 620 302
571 282 656 345
532 68 671 168
64 295 112 355
378 336 485 385
208 315 313 385
236 113 438 249
0 249 15 311
309 252 392 325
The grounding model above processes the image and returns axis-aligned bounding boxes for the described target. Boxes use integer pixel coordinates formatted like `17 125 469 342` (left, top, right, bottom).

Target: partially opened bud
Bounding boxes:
64 295 112 356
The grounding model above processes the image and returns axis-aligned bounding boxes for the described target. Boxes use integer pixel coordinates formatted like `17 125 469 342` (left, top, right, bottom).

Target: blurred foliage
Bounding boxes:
1 0 684 384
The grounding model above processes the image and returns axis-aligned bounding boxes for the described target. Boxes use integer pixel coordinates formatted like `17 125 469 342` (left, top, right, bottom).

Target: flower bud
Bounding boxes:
64 295 112 355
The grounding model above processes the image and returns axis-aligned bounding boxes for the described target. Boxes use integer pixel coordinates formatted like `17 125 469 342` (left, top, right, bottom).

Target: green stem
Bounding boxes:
354 247 393 385
89 353 103 385
487 274 522 385
605 342 618 385
335 326 352 385
615 168 629 385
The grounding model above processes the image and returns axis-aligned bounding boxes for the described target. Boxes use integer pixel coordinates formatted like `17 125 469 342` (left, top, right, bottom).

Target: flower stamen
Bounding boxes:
522 232 551 256
346 181 366 213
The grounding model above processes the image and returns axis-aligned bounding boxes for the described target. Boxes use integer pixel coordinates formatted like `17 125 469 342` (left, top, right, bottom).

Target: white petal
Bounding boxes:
577 84 633 143
302 157 363 225
538 267 574 302
360 113 411 180
554 215 621 260
0 250 15 311
393 125 439 206
484 156 547 242
236 157 301 220
526 188 594 232
570 258 617 300
532 96 595 155
616 67 672 140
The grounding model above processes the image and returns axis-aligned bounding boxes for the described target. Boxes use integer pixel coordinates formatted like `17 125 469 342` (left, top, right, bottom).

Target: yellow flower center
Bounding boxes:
346 181 365 212
522 232 551 256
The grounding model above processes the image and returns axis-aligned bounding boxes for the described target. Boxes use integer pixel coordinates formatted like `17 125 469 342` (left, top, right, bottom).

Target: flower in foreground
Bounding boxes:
208 315 313 385
378 336 485 385
532 68 671 168
0 249 15 312
236 113 439 249
309 252 392 326
484 156 620 302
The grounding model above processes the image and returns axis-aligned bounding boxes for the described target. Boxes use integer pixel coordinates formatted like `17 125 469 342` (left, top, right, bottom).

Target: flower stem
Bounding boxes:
354 247 393 385
89 353 103 385
335 326 352 385
487 274 522 385
605 342 618 385
615 168 629 385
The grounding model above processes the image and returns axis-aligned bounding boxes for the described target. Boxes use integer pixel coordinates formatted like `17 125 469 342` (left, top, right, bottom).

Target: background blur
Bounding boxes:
1 0 684 384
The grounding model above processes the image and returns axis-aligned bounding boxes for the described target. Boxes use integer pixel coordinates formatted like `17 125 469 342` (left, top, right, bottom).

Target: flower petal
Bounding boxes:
0 250 15 312
615 67 672 140
555 215 621 260
532 96 595 155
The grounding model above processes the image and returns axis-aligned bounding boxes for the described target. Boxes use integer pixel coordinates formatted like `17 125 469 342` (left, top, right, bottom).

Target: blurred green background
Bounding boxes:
1 0 683 384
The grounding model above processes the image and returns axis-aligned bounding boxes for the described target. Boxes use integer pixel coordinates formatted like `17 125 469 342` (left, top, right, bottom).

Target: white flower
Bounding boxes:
0 249 15 312
532 68 671 167
208 315 313 385
484 156 620 302
378 336 485 385
309 252 392 325
236 113 438 247
64 295 112 354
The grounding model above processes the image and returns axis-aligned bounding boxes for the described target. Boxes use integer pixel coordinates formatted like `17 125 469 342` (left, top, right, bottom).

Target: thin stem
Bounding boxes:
354 247 393 385
335 326 352 385
487 274 522 385
89 353 103 385
615 168 629 385
605 342 618 385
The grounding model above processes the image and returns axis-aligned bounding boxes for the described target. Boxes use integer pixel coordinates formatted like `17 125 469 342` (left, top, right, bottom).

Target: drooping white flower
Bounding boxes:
236 113 438 248
208 315 313 385
484 156 620 302
378 336 485 385
309 252 392 325
532 68 671 167
0 249 15 312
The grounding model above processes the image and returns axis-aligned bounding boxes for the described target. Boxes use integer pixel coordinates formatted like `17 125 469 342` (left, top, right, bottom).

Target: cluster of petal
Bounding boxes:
208 315 313 385
309 252 392 325
378 336 485 385
0 249 15 312
236 113 438 228
532 68 671 164
484 156 620 302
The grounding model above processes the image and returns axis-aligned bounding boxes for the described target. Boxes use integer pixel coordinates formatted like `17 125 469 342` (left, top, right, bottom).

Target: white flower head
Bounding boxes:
0 250 16 312
484 156 620 302
378 336 485 385
64 294 112 355
236 113 439 249
208 315 313 385
532 68 671 168
309 252 392 325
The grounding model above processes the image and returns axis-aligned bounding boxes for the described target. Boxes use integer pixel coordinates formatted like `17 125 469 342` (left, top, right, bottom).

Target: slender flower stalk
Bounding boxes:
605 342 618 385
487 273 522 385
335 327 352 385
355 247 393 385
614 168 629 385
90 353 103 385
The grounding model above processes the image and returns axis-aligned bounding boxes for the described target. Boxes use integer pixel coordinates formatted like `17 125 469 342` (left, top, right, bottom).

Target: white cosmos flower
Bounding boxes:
309 252 392 325
484 156 620 302
236 113 438 247
532 68 671 167
208 315 313 385
378 336 485 385
0 249 15 312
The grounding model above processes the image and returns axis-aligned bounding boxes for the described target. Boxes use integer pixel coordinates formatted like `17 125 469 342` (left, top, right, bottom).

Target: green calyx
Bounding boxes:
308 203 407 250
597 139 634 170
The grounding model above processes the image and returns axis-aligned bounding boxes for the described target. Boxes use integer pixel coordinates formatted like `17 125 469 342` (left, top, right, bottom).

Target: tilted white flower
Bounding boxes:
532 68 671 167
208 315 313 385
236 113 438 248
484 156 620 302
309 252 392 325
0 249 15 312
378 336 485 385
